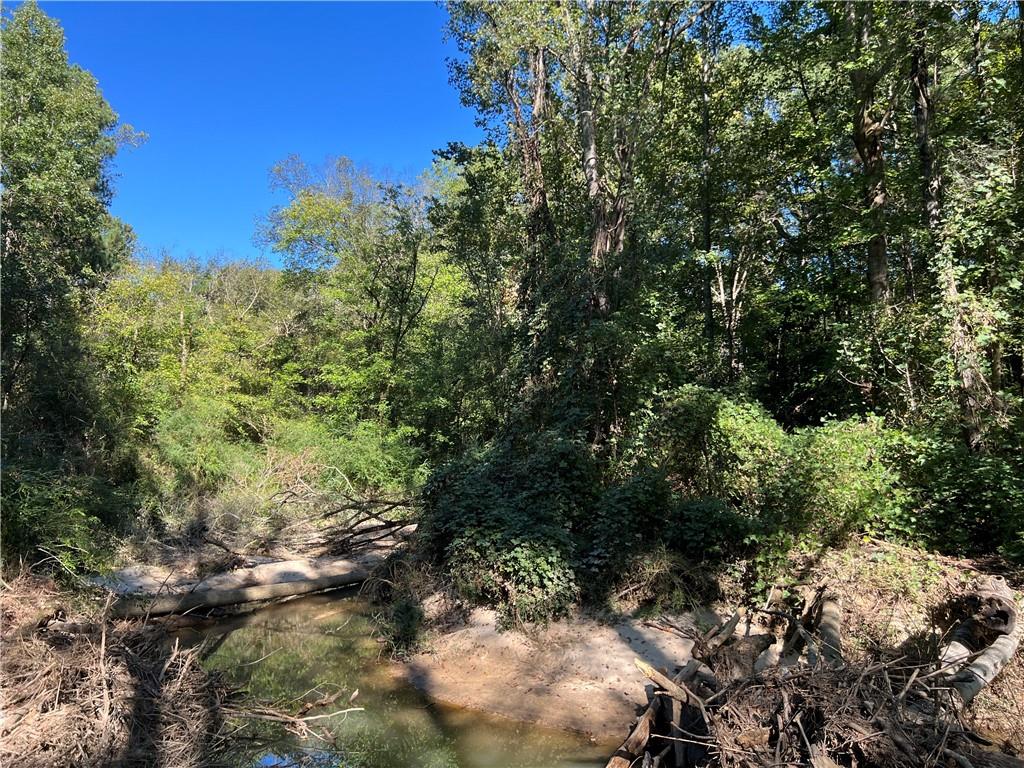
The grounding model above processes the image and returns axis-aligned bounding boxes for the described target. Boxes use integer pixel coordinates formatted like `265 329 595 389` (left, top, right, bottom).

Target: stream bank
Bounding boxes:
405 605 724 739
400 538 1024 758
6 537 1021 766
177 588 617 767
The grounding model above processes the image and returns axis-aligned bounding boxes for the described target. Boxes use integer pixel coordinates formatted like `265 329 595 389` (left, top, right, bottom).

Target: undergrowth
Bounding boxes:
421 386 1022 624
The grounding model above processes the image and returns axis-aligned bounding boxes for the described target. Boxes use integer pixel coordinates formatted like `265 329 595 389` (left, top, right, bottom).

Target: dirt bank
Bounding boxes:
406 605 728 739
404 539 1024 752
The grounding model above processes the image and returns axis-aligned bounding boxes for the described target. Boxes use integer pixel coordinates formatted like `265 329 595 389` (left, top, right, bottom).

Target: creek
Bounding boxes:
175 588 614 768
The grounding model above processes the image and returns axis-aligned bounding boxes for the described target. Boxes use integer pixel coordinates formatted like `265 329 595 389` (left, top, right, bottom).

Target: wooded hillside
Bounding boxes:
2 0 1022 622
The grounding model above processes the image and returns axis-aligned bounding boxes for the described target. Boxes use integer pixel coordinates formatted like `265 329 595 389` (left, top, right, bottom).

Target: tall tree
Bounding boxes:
448 0 713 441
1 1 135 454
838 1 903 305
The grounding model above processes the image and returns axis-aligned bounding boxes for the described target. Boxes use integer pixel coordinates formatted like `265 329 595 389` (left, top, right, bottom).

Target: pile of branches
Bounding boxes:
215 489 415 558
607 576 1023 768
293 493 415 557
0 576 362 768
1 590 237 767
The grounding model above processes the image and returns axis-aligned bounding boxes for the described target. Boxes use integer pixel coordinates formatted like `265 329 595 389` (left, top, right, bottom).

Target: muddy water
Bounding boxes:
176 589 614 768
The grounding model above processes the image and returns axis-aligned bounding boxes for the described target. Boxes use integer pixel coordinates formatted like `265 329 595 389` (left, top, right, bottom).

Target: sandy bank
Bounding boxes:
405 606 725 739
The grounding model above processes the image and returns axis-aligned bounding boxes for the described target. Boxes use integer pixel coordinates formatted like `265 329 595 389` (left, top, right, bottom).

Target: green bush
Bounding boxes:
577 471 674 599
422 381 1022 619
629 390 906 593
782 416 902 546
154 397 258 493
421 433 591 624
422 391 912 617
885 422 1024 561
270 416 425 495
0 466 128 572
641 385 787 519
671 498 756 560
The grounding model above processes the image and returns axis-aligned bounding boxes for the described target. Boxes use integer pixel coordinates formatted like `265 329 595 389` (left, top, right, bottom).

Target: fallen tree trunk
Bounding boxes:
940 575 1021 704
111 556 378 618
817 594 844 668
948 608 1022 703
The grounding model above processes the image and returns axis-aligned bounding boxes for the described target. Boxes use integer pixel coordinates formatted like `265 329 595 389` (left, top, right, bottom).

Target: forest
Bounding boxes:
1 1 1023 767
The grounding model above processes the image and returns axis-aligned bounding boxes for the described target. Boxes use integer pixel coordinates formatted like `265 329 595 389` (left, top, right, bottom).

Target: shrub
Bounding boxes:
885 423 1024 561
421 432 591 624
0 466 128 572
629 391 906 595
576 471 675 600
781 416 902 547
640 385 787 519
671 498 756 560
270 416 425 495
154 397 257 493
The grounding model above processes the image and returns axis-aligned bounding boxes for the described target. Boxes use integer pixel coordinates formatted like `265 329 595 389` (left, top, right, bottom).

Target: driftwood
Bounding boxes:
606 577 1023 768
266 491 415 557
940 575 1021 704
816 594 843 668
111 556 378 617
606 661 700 768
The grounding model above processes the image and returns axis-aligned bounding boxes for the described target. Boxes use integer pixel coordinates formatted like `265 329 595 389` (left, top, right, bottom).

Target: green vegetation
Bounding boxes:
3 2 1023 627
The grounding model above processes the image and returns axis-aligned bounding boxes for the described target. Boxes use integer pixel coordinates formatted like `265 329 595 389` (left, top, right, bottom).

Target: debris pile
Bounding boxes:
607 577 1023 768
0 577 235 768
1 575 359 768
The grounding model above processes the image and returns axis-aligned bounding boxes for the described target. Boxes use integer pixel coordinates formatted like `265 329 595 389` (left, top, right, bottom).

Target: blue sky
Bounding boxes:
34 1 480 262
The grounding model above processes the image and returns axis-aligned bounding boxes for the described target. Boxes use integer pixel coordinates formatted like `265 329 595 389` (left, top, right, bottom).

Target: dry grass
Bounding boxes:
802 539 1024 754
0 574 238 768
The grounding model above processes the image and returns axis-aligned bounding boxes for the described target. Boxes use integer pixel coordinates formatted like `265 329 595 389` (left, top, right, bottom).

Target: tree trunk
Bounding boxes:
911 41 941 234
562 2 616 318
508 46 557 312
111 556 378 617
853 106 889 304
579 55 612 317
700 14 717 354
848 2 889 305
910 18 994 452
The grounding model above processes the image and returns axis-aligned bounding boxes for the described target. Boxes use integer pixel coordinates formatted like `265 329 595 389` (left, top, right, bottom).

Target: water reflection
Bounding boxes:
176 590 612 768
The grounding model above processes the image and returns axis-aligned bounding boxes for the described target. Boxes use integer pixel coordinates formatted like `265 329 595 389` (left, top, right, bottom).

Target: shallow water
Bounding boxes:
177 590 613 768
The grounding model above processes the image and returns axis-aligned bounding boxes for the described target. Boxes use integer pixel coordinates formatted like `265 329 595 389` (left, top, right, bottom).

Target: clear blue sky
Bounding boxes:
34 1 481 262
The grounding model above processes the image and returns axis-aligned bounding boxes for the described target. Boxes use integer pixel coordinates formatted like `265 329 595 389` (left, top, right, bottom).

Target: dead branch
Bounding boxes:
605 578 1023 768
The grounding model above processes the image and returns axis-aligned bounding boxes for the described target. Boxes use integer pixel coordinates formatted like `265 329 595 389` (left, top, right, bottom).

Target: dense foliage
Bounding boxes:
2 2 1022 619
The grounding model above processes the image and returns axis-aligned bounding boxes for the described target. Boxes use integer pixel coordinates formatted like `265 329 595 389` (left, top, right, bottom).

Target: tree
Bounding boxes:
1 1 136 456
263 156 445 427
447 1 716 443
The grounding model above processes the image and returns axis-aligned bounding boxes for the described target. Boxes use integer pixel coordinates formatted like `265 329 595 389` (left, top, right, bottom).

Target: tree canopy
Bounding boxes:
2 1 1022 616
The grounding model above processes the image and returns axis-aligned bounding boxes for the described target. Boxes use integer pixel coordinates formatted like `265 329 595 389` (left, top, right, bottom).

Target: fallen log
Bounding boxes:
817 594 844 667
705 608 745 652
605 696 662 768
635 659 710 708
111 556 378 617
948 611 1022 703
605 660 703 768
940 575 1021 704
